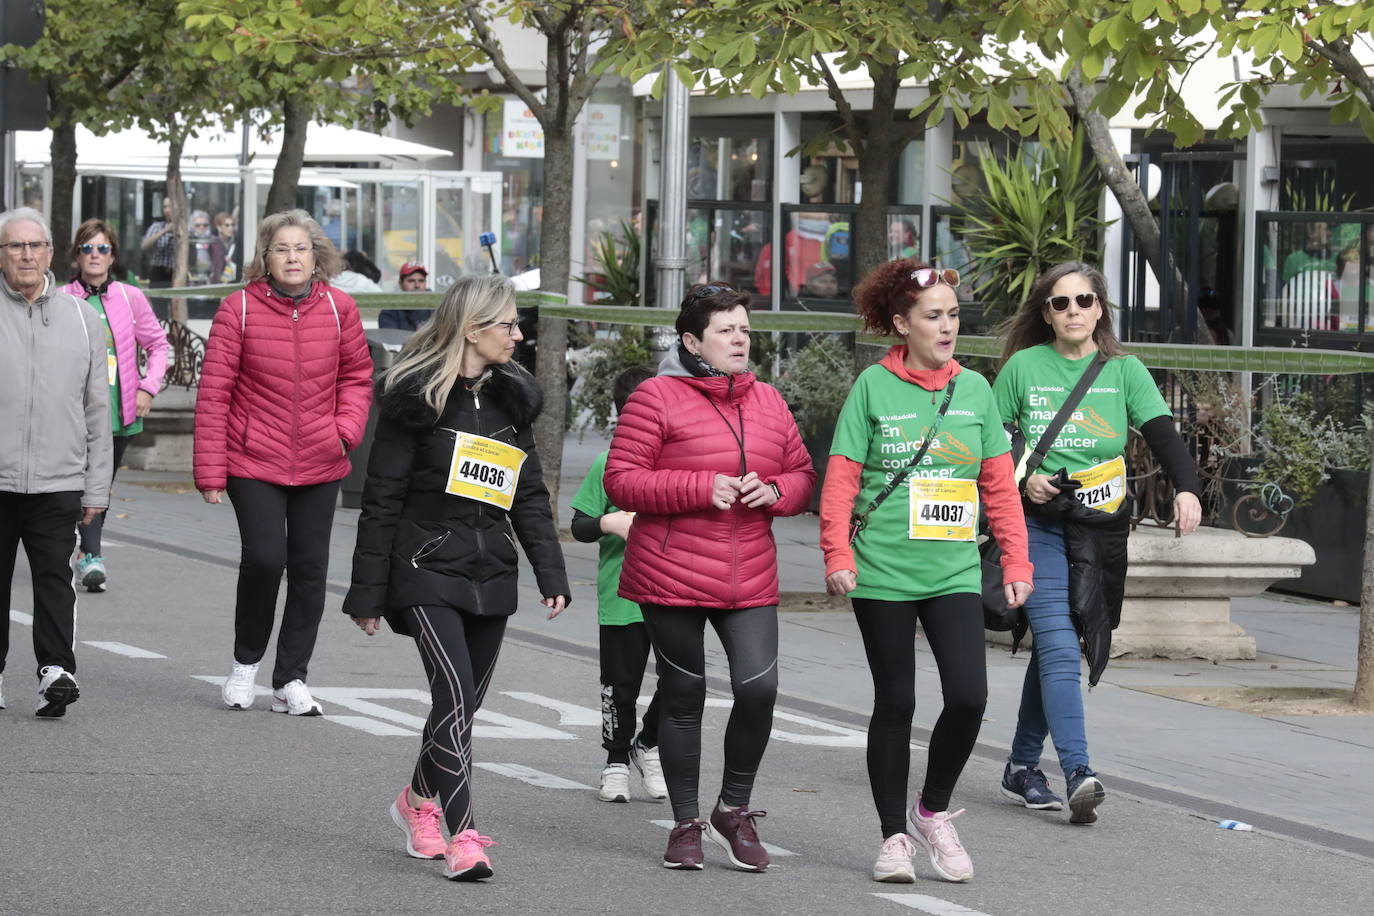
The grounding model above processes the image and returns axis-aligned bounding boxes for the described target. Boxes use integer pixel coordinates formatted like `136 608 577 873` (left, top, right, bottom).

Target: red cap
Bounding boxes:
399 261 428 279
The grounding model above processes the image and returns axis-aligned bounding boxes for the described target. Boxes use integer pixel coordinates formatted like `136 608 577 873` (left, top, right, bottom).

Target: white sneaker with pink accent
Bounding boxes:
908 801 973 882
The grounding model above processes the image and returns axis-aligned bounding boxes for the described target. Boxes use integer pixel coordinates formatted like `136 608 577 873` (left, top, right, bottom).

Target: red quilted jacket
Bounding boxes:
194 280 373 491
605 366 816 609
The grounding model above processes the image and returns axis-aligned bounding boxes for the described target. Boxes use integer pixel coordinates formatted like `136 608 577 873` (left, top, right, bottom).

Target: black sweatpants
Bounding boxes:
640 603 778 822
224 476 339 689
78 435 131 557
600 621 660 764
405 604 508 835
0 491 81 677
852 593 988 837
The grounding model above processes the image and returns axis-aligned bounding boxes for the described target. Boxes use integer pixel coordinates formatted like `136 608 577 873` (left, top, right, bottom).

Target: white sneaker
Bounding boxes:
0 673 6 709
872 833 917 883
631 741 668 799
271 679 323 716
222 662 259 710
599 763 630 802
36 665 80 718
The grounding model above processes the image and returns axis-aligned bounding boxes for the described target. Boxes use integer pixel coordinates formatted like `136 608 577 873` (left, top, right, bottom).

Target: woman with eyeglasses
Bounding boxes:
194 208 372 718
819 258 1031 884
209 211 239 284
344 274 569 880
604 282 815 872
993 261 1200 825
60 219 170 594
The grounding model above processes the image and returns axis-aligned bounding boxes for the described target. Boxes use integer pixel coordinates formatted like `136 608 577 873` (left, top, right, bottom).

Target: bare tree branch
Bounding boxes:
1307 37 1374 110
813 53 863 156
460 0 547 121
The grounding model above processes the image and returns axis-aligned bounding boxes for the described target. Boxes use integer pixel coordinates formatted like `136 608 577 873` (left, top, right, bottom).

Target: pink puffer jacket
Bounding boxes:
193 279 372 491
60 280 169 427
605 367 816 609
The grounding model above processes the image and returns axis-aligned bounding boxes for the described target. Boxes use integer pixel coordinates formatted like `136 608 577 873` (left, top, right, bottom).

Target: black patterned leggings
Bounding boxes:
404 605 507 835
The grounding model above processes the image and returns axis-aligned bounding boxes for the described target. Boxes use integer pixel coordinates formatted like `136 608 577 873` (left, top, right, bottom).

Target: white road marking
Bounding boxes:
873 894 995 915
11 609 33 625
502 690 602 726
324 715 418 737
650 819 797 857
771 709 869 748
476 762 593 790
83 641 166 659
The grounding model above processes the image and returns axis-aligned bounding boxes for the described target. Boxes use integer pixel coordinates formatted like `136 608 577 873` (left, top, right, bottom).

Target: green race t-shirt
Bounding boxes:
569 450 643 626
830 364 1008 601
87 292 142 438
993 344 1169 482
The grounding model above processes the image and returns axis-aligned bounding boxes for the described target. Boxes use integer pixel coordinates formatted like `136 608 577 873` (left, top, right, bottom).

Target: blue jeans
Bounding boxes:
1009 515 1089 776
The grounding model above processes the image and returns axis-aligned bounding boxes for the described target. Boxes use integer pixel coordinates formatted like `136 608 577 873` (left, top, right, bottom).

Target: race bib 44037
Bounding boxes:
446 432 528 510
1070 455 1126 512
908 477 978 541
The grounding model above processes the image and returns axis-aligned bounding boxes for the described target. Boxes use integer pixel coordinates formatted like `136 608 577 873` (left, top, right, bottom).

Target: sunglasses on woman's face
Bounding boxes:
80 243 112 255
906 267 960 290
1046 292 1099 311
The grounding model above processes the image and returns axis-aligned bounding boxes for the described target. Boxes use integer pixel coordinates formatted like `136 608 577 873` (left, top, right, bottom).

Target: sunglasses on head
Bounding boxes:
79 243 112 255
1046 292 1099 311
685 283 734 306
905 267 960 290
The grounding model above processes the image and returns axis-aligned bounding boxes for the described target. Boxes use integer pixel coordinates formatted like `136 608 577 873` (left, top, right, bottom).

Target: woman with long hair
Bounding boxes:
993 261 1201 824
819 258 1032 883
345 274 569 881
194 208 373 717
61 218 169 593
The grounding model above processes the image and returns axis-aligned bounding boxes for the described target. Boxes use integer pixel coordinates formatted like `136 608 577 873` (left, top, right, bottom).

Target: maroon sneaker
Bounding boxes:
706 804 770 872
663 819 707 870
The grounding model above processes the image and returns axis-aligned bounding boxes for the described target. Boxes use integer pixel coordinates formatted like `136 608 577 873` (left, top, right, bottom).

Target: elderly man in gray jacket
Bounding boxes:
0 207 111 717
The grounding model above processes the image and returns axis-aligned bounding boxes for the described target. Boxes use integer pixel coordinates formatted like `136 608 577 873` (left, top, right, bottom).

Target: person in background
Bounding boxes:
799 261 839 299
889 220 919 259
140 198 176 286
188 210 214 285
209 212 239 284
0 207 111 717
194 208 373 717
378 261 434 331
570 364 666 805
332 250 383 296
61 219 170 593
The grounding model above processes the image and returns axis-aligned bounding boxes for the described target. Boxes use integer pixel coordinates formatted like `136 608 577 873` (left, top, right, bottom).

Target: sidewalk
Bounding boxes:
108 429 1372 850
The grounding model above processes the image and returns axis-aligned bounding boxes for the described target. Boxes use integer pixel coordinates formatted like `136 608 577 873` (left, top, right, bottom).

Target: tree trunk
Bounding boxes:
1354 421 1374 710
48 100 77 249
166 131 189 323
850 67 909 281
264 97 309 216
532 123 574 510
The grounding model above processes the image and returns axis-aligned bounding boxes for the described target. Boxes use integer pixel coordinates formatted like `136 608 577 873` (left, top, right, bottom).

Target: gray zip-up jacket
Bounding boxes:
0 271 113 507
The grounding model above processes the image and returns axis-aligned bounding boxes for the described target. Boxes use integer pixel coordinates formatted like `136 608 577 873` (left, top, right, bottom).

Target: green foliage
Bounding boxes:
574 220 641 307
945 128 1110 319
775 335 857 439
1254 392 1371 507
571 327 654 435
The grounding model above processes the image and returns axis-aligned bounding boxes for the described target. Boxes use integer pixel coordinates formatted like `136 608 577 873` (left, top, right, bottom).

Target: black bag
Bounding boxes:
981 355 1107 632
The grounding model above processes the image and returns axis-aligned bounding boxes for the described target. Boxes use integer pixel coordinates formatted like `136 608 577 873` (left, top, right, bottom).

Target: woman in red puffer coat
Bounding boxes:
605 282 815 873
194 208 372 718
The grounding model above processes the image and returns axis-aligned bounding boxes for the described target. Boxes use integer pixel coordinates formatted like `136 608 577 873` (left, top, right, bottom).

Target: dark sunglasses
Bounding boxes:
1046 292 1099 311
905 267 960 290
684 283 734 306
79 243 112 255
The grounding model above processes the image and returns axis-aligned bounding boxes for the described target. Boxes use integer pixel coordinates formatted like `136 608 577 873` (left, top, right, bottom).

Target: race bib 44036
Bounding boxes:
908 477 978 541
446 432 528 510
1070 455 1126 512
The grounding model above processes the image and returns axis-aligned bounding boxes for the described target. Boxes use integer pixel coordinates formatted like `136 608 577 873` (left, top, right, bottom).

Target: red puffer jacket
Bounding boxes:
605 365 816 609
194 280 372 491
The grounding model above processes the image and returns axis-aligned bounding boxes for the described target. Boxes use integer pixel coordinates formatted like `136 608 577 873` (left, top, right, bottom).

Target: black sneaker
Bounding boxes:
36 666 80 719
1000 763 1064 810
1065 765 1105 824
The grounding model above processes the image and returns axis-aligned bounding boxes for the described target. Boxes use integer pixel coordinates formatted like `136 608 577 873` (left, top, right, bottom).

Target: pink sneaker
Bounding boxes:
443 829 495 881
389 786 446 859
908 802 973 882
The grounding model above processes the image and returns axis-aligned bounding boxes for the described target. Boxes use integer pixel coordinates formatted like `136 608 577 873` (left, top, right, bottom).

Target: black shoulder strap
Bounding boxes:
1024 352 1108 477
849 375 957 540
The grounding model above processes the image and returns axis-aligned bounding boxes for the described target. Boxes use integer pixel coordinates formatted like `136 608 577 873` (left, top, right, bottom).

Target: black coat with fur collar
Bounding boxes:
343 365 569 635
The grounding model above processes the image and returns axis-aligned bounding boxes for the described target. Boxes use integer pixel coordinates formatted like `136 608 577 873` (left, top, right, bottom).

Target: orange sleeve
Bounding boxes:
819 455 863 577
977 452 1034 584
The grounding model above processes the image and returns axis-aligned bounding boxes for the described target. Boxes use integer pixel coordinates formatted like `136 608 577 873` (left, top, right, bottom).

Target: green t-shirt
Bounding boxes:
87 292 143 438
569 450 643 626
830 365 1008 601
993 344 1169 477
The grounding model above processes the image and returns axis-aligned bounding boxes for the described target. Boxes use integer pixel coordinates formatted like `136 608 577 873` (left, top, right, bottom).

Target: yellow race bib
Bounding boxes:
1070 456 1126 512
908 477 978 541
107 352 118 387
445 432 527 510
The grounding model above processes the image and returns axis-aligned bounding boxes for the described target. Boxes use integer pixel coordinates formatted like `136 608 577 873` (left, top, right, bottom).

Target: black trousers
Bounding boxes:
640 603 779 822
78 435 131 557
0 491 82 677
225 476 339 689
599 621 660 763
852 593 988 837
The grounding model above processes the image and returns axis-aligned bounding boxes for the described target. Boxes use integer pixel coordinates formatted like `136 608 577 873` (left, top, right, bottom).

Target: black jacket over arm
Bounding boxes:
343 365 570 636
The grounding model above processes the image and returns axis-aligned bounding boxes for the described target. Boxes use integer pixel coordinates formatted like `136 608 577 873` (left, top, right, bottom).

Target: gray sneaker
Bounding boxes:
1001 763 1064 810
1066 765 1106 824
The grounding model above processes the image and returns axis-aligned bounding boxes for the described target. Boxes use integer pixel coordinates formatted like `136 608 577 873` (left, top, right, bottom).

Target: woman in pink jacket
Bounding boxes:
605 283 815 873
194 209 372 717
62 219 169 594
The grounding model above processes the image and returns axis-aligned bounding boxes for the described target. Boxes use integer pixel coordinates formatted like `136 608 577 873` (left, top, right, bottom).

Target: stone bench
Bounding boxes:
123 386 197 473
